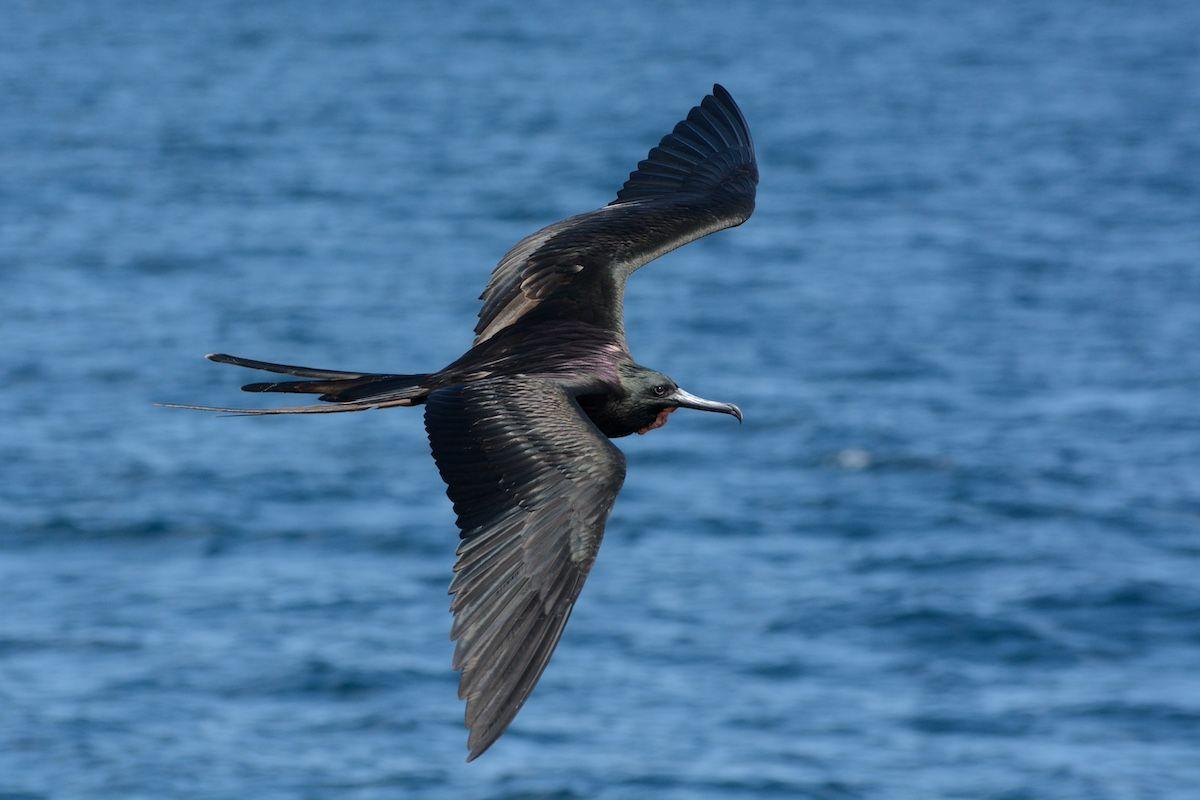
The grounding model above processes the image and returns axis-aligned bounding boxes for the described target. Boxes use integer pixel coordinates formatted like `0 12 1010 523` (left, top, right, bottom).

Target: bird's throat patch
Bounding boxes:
637 407 675 435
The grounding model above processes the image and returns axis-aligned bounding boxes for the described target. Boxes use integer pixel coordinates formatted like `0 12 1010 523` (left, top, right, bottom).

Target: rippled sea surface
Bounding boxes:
3 2 1200 798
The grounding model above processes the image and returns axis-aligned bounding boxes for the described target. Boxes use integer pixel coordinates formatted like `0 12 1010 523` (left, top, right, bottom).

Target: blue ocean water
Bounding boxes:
3 2 1199 798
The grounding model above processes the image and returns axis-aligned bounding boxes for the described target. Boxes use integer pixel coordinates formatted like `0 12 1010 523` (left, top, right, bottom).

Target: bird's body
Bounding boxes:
169 84 757 759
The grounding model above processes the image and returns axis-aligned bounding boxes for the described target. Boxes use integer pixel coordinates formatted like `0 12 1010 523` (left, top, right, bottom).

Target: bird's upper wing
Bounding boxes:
474 84 757 344
423 377 627 760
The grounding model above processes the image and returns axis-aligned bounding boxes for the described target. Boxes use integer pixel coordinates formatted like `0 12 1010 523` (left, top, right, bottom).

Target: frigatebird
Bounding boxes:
168 84 757 759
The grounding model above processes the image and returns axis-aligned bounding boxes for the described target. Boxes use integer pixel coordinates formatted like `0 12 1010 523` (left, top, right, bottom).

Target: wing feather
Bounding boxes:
424 379 626 760
474 84 757 344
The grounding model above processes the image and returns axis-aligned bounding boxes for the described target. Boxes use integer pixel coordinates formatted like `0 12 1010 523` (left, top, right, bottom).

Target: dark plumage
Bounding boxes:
165 84 757 759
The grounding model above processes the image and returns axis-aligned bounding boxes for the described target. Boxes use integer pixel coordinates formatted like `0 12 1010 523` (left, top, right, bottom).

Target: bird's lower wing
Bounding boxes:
424 378 626 760
473 84 757 344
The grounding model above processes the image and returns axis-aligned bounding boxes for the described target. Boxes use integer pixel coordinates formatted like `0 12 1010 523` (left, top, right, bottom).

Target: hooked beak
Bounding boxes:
669 388 743 423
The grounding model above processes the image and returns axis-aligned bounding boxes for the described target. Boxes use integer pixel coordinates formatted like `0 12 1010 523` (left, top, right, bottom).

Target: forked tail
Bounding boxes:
159 353 432 415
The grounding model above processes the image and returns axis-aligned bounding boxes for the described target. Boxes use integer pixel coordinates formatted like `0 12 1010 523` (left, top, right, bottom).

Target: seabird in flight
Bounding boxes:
167 84 757 759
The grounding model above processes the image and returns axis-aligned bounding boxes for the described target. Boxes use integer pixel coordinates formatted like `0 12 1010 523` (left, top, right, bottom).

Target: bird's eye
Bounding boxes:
652 384 668 397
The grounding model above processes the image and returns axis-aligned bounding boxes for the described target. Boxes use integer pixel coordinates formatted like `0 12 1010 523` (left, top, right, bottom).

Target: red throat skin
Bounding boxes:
637 407 675 435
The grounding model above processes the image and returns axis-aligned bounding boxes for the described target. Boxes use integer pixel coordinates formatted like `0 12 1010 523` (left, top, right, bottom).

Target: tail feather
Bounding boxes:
205 352 372 380
241 373 429 403
241 380 351 396
155 397 418 415
162 352 434 414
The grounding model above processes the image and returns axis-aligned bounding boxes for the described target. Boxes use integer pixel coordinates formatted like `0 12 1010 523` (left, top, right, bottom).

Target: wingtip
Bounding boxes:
612 82 756 204
205 352 230 363
462 704 503 762
465 737 495 762
464 733 490 762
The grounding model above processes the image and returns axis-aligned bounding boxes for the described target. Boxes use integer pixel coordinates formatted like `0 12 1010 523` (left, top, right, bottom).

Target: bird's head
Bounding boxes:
619 364 743 435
